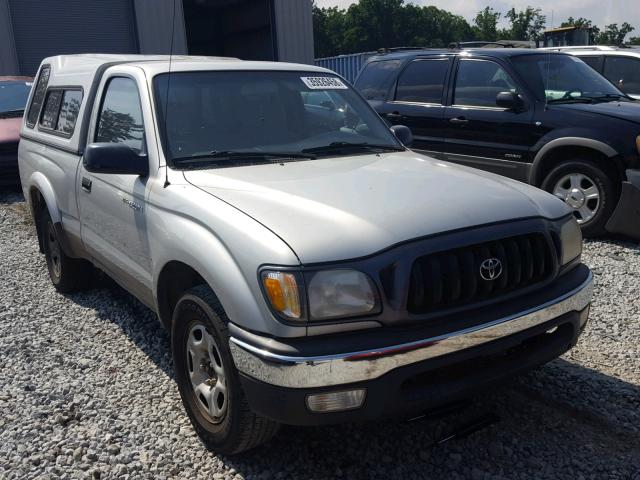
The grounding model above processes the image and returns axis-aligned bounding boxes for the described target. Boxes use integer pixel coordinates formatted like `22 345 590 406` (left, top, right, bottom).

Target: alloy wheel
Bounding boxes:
553 173 601 224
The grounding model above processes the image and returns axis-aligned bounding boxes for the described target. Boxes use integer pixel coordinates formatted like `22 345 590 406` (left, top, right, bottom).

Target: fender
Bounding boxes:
28 171 61 224
149 211 305 339
530 137 618 185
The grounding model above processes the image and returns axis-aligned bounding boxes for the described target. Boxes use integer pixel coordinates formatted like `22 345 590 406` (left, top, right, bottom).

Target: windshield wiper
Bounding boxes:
589 93 631 102
302 142 404 155
547 97 595 104
172 150 317 168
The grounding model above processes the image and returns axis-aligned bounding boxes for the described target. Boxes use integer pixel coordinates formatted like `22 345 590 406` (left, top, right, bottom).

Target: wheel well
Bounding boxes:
29 188 45 253
156 261 207 331
533 146 623 187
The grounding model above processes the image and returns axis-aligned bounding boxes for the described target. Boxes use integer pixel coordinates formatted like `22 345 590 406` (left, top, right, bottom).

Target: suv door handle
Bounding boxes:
386 112 403 121
81 177 92 193
449 117 469 125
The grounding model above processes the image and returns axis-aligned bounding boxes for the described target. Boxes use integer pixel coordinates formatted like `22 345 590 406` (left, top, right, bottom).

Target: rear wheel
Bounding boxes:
171 285 279 454
40 209 93 293
541 159 617 237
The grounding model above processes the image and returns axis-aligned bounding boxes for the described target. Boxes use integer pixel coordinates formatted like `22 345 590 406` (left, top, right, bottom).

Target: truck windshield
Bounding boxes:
511 54 626 102
0 80 32 115
154 71 402 167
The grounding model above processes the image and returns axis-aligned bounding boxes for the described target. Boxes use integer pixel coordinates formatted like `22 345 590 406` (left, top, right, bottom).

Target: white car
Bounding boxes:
542 46 640 99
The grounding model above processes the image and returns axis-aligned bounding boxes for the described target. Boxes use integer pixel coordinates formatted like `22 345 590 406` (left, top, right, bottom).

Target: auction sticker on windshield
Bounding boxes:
301 77 348 90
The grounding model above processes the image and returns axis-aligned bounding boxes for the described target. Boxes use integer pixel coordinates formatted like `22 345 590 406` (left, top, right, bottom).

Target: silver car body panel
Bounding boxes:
185 151 570 264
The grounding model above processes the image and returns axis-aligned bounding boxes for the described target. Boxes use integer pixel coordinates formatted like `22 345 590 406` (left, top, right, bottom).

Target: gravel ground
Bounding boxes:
1 189 639 480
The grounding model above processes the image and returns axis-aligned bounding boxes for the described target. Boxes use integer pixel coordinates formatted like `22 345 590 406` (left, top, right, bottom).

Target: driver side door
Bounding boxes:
443 57 536 182
78 73 155 306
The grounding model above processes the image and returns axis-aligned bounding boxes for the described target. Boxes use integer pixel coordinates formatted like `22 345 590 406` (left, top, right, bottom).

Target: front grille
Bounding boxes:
407 233 555 314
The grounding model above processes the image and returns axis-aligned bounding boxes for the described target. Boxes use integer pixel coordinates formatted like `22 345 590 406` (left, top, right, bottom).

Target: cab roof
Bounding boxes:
40 54 330 87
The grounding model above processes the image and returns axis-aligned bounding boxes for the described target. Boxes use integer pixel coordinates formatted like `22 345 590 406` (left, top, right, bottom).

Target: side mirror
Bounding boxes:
390 125 413 147
84 143 149 176
496 91 524 111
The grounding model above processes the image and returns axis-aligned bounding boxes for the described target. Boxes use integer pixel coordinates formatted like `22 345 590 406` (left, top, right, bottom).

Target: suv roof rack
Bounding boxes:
376 46 432 54
449 40 535 49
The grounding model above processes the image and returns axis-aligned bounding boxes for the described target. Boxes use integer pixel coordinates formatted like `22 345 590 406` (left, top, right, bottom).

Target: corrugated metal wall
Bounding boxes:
7 0 139 75
134 0 188 55
273 0 314 64
315 52 374 83
0 0 19 75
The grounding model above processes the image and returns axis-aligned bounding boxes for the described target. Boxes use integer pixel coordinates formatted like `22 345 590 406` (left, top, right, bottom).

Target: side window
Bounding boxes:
454 59 518 108
96 77 145 152
38 88 83 135
56 90 83 134
355 60 402 101
395 59 449 104
577 55 603 72
26 65 50 128
603 56 640 96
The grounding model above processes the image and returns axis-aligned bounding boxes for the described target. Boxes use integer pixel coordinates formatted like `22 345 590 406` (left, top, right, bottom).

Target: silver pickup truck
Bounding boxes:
19 54 593 454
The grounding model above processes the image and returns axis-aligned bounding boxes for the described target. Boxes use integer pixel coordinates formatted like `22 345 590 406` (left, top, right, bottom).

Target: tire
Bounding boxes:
540 159 617 237
171 285 279 455
40 209 93 293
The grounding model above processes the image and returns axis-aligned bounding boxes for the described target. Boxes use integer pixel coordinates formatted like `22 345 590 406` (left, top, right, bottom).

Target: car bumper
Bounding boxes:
229 269 593 425
606 169 640 239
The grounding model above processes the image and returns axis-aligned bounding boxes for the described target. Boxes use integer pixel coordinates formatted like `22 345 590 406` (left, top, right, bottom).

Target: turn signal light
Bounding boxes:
306 389 366 413
262 271 301 320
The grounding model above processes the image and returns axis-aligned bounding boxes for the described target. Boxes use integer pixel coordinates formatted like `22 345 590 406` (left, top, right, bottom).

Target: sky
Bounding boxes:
313 0 640 31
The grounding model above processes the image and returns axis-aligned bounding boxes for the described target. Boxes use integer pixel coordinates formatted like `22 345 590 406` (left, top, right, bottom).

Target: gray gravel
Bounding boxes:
1 190 639 480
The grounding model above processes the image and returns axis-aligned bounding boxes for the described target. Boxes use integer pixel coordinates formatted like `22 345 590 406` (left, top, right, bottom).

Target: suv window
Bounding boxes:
26 65 50 128
603 56 640 96
39 89 83 135
355 60 402 101
454 59 518 108
577 55 603 72
96 77 145 152
395 59 449 104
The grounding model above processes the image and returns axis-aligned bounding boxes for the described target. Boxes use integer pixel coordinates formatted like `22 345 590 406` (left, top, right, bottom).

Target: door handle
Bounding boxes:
386 112 403 121
449 117 469 125
81 177 92 193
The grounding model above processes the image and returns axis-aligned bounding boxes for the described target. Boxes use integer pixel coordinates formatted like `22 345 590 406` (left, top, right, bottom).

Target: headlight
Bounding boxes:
261 271 302 321
559 217 582 265
307 269 379 320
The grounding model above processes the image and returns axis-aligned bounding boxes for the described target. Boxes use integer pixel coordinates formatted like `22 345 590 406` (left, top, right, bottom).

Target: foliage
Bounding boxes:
312 1 638 57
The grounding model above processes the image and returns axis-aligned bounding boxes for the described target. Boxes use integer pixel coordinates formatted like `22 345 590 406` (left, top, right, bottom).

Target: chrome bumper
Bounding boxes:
229 273 593 389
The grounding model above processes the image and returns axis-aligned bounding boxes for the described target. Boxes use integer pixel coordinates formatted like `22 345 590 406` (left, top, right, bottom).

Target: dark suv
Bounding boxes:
355 49 640 239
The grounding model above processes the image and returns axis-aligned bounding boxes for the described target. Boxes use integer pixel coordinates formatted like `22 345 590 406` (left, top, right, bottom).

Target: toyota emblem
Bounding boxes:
480 258 502 281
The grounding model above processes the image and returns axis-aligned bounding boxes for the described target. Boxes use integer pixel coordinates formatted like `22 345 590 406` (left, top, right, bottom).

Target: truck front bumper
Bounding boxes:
229 269 593 426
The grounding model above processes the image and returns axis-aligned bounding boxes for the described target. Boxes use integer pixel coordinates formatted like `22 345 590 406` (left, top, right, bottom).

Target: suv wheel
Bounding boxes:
41 209 93 292
541 159 616 237
171 285 279 454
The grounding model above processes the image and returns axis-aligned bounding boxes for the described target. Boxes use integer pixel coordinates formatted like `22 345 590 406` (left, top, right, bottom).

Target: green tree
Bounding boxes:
628 36 640 45
313 4 345 58
502 6 546 41
473 7 501 41
596 23 635 45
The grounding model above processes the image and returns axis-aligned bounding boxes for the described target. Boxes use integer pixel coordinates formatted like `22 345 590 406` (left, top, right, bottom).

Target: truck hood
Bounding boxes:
554 100 640 123
184 151 569 264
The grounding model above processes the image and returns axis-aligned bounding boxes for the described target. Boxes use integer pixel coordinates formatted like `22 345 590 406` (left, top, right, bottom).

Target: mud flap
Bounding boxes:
605 181 640 240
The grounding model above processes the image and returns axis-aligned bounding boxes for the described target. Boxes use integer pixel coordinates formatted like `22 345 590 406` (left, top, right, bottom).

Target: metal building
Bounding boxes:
0 0 314 76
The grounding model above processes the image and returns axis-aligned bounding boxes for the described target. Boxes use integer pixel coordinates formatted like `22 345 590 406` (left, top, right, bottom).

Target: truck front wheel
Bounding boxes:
171 285 279 455
40 209 93 293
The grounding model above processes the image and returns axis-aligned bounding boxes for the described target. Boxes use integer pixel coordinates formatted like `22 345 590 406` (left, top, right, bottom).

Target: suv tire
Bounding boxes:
541 159 617 237
171 285 279 455
41 209 93 293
